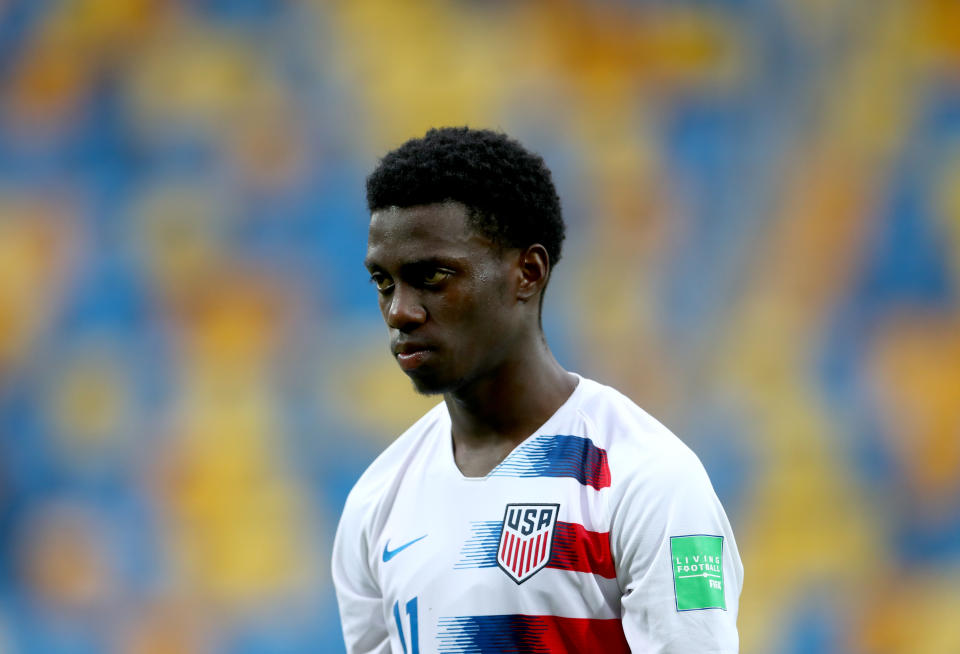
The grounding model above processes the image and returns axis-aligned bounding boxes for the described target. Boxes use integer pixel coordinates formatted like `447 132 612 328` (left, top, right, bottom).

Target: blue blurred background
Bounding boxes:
1 1 959 652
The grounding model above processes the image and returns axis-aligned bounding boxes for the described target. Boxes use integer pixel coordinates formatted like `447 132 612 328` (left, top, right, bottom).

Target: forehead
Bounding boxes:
365 202 494 268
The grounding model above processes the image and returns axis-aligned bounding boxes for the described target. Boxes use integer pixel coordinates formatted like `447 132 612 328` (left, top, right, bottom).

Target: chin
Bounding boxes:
406 369 460 396
409 376 450 396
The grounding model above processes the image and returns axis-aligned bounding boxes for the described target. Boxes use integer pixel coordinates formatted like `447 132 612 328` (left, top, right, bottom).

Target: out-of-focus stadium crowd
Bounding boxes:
0 1 958 652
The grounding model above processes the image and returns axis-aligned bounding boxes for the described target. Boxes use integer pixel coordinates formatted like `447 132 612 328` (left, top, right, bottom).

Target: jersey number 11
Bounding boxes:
393 597 419 653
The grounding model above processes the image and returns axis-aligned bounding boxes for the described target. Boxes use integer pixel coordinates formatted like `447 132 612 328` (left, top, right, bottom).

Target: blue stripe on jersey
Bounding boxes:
488 435 611 489
436 615 549 652
436 615 630 653
454 521 501 569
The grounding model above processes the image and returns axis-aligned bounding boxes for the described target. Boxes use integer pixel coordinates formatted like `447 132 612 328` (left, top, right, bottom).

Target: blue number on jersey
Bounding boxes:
393 597 419 654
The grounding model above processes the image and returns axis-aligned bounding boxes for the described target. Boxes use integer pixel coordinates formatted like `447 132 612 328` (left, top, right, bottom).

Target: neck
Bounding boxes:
444 332 578 472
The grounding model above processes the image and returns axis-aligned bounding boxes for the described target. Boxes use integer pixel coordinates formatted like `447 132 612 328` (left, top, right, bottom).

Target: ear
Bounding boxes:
516 244 550 303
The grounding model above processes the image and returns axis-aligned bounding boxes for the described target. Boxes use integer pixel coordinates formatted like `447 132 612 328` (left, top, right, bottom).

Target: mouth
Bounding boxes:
393 343 435 372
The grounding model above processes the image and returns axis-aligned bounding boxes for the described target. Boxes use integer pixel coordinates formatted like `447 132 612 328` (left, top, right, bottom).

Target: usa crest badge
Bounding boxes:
497 503 559 584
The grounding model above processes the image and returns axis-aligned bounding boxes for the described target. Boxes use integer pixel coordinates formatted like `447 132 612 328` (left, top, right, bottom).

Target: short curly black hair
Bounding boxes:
366 127 565 268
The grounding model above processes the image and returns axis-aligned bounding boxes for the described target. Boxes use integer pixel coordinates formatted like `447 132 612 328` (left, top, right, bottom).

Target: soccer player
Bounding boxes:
333 127 742 653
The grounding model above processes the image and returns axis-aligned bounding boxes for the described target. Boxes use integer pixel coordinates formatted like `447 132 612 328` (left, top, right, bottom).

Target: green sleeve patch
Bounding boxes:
670 535 726 611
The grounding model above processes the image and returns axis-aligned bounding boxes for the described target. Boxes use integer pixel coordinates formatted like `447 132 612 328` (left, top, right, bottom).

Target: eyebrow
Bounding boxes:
365 255 466 272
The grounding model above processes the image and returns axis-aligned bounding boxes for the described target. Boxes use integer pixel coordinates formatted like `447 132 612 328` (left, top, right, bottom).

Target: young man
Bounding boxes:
333 127 742 653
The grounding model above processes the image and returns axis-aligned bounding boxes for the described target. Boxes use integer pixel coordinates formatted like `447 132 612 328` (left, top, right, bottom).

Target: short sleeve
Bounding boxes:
609 446 743 653
332 492 391 654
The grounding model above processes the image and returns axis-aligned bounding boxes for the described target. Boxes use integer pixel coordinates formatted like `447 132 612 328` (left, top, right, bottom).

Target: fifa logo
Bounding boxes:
496 503 559 584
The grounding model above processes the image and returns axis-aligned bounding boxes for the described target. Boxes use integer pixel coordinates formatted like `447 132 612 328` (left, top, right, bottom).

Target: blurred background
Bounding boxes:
0 0 958 652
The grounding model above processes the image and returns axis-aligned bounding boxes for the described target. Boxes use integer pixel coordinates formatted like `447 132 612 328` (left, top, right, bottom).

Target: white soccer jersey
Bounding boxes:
333 375 743 653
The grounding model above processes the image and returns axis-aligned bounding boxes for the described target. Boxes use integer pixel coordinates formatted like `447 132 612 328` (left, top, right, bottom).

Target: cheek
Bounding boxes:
427 293 479 335
455 288 512 336
430 272 514 334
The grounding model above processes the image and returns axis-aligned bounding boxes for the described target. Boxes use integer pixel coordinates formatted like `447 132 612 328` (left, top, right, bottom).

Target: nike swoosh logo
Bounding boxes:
382 535 427 562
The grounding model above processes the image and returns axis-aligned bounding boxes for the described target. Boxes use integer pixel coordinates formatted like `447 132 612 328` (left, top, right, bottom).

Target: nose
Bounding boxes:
385 284 427 331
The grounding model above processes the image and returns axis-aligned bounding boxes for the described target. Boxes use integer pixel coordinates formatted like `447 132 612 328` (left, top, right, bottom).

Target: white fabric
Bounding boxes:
333 375 742 653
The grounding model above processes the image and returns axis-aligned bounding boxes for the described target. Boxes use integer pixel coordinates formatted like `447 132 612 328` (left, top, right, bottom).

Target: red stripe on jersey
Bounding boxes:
532 615 630 652
548 522 616 578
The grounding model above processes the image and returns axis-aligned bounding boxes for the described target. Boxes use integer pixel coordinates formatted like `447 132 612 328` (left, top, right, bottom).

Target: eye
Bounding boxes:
369 273 394 292
422 269 452 286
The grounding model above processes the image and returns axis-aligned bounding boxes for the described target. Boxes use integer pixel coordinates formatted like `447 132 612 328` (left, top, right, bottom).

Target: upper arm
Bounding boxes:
332 495 391 654
610 447 743 653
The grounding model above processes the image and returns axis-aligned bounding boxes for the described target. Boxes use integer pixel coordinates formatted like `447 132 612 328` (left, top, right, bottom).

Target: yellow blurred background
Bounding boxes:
0 0 958 652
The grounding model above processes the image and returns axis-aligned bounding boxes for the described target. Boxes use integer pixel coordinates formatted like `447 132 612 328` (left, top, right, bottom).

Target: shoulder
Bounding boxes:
576 377 693 457
575 376 710 493
341 401 448 521
575 379 735 547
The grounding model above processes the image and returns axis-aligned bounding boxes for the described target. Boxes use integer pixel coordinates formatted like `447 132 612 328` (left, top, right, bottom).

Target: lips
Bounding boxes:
392 341 435 372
